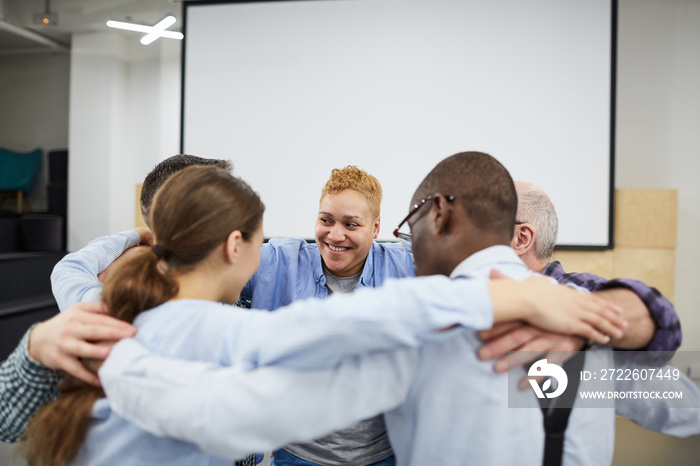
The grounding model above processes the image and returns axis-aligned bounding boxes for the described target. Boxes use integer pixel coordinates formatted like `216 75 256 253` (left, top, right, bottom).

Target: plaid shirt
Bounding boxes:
543 261 682 355
0 327 59 443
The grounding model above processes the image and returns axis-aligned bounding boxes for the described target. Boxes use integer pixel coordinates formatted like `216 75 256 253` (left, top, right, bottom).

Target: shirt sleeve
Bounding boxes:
225 275 492 370
547 266 681 355
50 230 141 311
614 369 700 438
594 278 681 353
100 338 418 460
0 328 59 442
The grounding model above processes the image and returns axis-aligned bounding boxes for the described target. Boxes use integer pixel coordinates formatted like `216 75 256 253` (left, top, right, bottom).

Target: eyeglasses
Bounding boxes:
393 194 454 253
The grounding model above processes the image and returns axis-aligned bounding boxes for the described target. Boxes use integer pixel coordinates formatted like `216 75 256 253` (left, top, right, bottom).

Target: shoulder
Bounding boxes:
134 301 244 345
135 300 235 327
370 242 414 277
372 241 412 260
264 238 318 256
542 260 605 291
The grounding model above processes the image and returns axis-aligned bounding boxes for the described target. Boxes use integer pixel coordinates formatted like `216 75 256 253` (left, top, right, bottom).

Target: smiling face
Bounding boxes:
315 189 380 277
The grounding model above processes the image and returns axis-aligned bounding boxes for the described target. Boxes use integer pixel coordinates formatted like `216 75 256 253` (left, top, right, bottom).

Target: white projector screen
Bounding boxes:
182 0 615 247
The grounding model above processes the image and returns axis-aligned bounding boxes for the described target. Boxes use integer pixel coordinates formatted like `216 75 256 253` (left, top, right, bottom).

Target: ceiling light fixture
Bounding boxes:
33 0 58 25
106 15 183 45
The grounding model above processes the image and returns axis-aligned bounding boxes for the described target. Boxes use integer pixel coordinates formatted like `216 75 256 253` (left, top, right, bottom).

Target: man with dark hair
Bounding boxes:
385 151 618 464
140 154 233 227
401 151 518 279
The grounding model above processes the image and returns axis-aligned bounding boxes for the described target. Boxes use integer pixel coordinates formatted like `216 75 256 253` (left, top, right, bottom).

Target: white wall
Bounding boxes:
67 32 180 251
616 0 700 351
0 52 70 210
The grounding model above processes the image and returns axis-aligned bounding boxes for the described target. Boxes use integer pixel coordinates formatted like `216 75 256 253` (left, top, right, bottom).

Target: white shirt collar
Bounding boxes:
449 245 528 281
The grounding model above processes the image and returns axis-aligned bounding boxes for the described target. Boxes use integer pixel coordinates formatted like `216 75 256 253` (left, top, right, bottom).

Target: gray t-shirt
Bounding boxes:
323 266 362 295
281 267 394 465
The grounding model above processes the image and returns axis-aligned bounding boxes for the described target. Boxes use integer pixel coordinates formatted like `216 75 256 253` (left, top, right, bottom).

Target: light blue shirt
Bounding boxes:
91 274 492 465
241 238 415 310
384 245 617 466
50 230 141 311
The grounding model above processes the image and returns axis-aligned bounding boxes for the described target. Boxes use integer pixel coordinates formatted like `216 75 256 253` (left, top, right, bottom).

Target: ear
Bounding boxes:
431 194 454 235
372 216 381 239
511 223 536 256
223 230 244 265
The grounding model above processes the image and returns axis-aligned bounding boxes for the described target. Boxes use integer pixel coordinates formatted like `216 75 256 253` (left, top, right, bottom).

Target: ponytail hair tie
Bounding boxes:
151 244 169 261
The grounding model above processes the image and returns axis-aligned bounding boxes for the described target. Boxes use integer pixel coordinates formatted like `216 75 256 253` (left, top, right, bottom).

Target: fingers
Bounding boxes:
576 325 612 345
477 324 540 361
519 374 546 391
494 349 545 373
132 227 154 245
64 307 137 339
73 320 136 341
58 359 101 387
64 339 113 360
28 303 136 380
478 321 524 342
575 297 627 343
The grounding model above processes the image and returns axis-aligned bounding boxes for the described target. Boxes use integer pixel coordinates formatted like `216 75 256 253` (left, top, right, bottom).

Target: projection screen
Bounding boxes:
182 0 615 247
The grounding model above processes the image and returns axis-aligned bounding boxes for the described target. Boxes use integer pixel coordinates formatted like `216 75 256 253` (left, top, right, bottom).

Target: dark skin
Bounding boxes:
409 193 510 278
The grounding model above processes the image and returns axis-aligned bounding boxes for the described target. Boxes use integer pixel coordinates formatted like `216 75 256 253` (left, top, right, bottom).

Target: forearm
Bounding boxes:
50 230 141 311
594 288 655 349
614 365 700 437
231 276 491 370
547 266 681 354
599 279 681 354
101 339 417 459
0 329 58 442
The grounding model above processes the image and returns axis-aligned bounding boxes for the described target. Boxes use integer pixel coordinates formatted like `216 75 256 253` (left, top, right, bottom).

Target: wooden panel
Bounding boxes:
612 417 700 466
613 247 675 301
614 189 677 248
551 250 614 279
135 184 146 228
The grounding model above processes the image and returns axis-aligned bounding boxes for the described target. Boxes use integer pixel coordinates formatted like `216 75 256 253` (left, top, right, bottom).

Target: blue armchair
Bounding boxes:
0 148 43 213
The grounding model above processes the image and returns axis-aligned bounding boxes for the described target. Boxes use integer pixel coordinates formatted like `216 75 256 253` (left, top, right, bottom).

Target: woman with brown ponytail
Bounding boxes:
22 165 265 466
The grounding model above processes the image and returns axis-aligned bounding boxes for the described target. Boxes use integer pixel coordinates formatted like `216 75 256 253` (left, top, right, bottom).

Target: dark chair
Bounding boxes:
0 148 43 213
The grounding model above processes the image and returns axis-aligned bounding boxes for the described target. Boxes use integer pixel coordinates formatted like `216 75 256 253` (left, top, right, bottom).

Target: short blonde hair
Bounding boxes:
320 166 383 220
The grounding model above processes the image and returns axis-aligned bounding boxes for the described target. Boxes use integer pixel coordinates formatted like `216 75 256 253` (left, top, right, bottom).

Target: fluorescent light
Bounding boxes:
106 15 183 44
106 20 152 33
141 16 177 45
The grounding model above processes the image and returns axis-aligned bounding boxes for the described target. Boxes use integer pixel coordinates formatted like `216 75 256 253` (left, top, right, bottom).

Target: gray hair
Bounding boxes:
514 182 558 261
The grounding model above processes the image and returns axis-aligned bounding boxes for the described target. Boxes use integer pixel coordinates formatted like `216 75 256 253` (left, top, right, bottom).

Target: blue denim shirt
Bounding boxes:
241 238 415 311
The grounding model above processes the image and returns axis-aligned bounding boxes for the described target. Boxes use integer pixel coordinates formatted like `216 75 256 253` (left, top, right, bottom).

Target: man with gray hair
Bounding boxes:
512 181 558 269
478 181 681 370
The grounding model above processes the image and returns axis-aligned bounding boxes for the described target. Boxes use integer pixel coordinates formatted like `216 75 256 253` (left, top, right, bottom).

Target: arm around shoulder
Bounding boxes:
51 230 143 311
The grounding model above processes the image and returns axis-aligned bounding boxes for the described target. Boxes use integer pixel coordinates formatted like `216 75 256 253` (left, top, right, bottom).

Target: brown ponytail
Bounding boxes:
22 165 264 465
23 385 102 466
